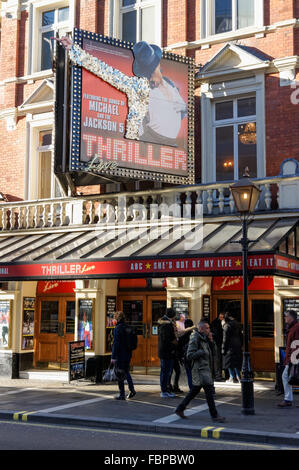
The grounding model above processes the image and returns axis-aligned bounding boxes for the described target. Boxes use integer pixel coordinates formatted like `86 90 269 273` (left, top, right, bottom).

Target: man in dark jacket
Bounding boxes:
277 310 299 407
111 311 136 400
210 313 225 381
175 320 225 422
222 313 243 383
158 308 178 398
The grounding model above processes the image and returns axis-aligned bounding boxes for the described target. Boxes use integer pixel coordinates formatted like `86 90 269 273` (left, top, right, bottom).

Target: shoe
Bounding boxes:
212 415 226 423
160 392 176 398
175 409 187 419
173 387 184 394
277 400 292 408
226 378 235 383
114 395 126 400
127 391 136 399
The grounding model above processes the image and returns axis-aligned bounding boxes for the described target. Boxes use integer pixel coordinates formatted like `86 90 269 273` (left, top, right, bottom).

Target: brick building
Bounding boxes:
0 1 298 380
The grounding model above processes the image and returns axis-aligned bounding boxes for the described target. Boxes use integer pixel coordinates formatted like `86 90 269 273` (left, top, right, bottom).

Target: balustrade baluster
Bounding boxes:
207 190 213 215
218 187 225 214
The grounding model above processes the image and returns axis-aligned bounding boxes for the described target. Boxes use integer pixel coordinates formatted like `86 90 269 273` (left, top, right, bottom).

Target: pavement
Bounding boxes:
0 372 299 448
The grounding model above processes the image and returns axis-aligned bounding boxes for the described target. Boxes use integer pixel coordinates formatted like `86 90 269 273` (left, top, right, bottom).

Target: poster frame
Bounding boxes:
78 298 95 351
0 299 12 350
69 28 195 185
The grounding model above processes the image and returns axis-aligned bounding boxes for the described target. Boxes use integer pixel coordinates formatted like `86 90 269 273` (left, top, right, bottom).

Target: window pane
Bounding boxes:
216 101 233 120
58 6 69 22
40 301 59 333
123 300 143 335
123 0 136 5
238 0 254 29
238 122 257 178
141 6 156 43
42 10 55 26
122 10 137 42
39 130 52 147
66 301 75 334
252 300 274 338
215 0 232 34
39 151 52 199
216 126 234 181
238 97 256 117
41 30 54 70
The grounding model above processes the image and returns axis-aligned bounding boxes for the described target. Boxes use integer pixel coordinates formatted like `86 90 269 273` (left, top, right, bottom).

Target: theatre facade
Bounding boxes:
0 174 298 379
0 1 299 382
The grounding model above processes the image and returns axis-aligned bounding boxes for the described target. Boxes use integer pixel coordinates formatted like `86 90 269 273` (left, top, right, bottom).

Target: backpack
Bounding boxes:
124 325 138 351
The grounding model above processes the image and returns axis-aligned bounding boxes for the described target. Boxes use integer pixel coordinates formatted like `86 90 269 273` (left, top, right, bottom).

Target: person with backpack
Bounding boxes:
111 311 137 400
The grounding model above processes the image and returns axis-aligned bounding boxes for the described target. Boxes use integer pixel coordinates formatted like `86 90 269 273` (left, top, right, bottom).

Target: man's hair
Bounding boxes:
114 311 126 323
166 308 176 319
287 310 297 321
198 320 209 329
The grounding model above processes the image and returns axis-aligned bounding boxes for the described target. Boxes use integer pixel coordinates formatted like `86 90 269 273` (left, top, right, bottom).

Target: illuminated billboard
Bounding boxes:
69 28 195 185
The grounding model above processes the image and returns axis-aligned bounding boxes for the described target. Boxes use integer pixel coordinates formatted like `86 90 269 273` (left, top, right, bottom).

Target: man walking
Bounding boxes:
277 310 299 408
158 308 178 398
111 311 136 400
175 320 225 422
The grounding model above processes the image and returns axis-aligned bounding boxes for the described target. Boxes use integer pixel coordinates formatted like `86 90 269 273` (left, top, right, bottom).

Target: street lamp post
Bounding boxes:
230 171 261 415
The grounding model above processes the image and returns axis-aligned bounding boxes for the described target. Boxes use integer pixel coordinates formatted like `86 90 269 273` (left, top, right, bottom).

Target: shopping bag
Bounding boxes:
102 365 118 383
288 363 299 386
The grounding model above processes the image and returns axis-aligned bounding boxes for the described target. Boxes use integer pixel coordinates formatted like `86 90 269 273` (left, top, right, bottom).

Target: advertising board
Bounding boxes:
69 28 195 185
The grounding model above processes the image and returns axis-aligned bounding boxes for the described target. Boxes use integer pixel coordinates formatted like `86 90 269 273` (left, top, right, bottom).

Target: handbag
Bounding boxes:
288 363 299 386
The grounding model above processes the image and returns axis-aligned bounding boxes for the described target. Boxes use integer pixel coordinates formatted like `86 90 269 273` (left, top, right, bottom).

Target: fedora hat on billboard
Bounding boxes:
132 41 162 79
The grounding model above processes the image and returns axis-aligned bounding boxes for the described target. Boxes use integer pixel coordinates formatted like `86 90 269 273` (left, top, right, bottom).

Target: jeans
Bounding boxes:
185 366 193 391
160 359 174 393
228 367 241 380
176 384 218 418
116 361 135 398
282 365 293 402
169 359 181 388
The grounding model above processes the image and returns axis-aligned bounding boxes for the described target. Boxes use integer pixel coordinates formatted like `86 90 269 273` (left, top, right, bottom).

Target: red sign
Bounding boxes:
37 281 76 294
213 276 274 291
276 255 299 275
0 254 276 280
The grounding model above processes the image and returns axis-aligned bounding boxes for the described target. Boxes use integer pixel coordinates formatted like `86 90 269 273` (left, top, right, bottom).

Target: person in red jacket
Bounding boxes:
277 310 299 407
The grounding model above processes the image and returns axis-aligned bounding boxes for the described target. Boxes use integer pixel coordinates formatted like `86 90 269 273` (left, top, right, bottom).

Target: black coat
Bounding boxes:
222 320 243 370
158 316 177 360
111 321 132 363
210 318 223 347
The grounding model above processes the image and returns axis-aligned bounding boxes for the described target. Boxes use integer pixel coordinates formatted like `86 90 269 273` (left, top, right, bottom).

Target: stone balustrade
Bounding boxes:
0 176 297 231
